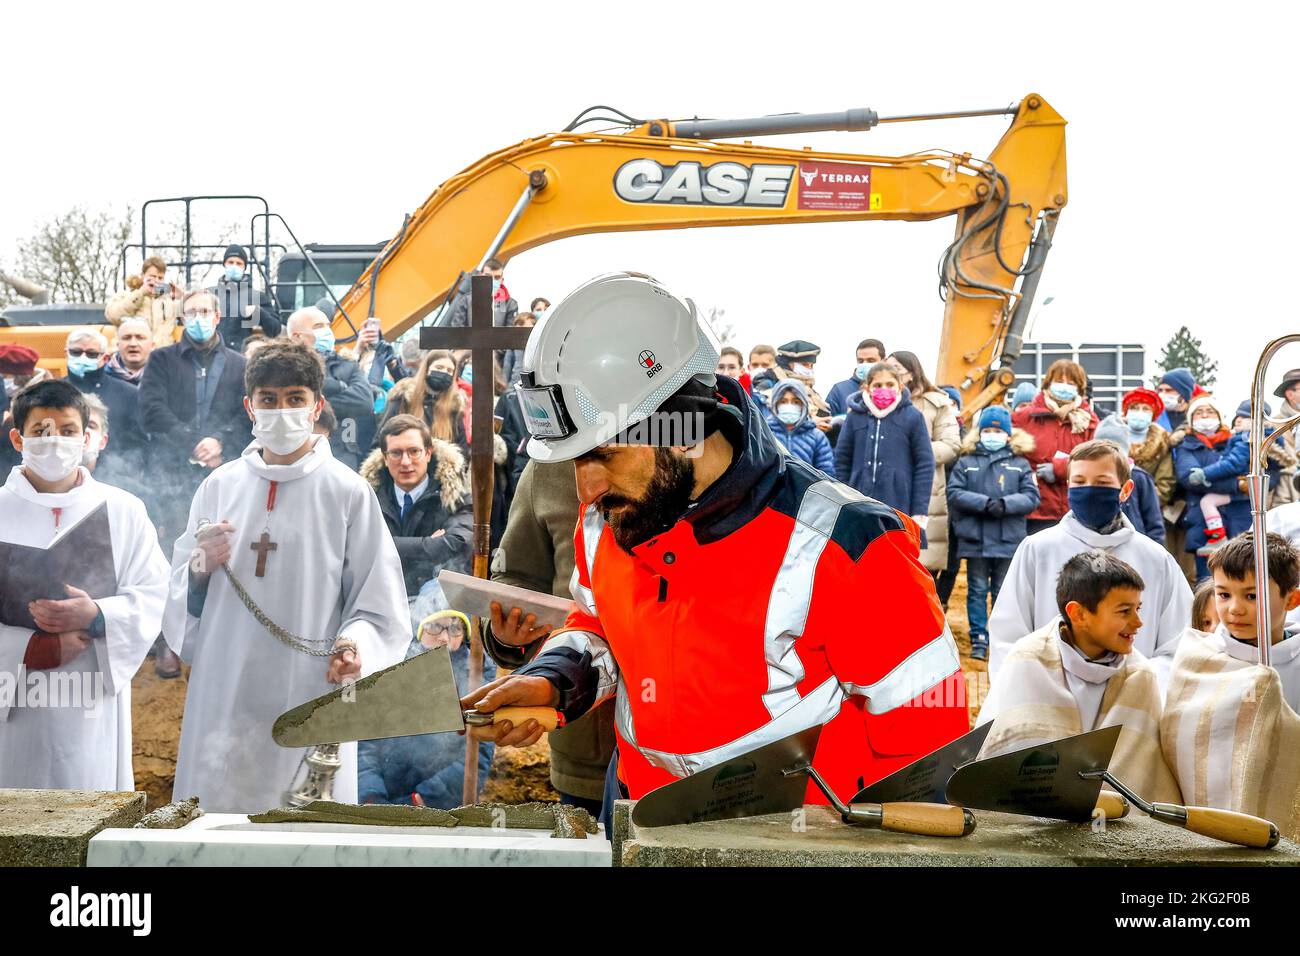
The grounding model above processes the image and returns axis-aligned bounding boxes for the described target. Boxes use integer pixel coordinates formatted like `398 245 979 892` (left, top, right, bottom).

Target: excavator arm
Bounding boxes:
337 94 1066 412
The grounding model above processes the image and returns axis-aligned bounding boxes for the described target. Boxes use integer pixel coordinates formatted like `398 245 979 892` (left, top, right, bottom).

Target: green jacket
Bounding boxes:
483 460 617 800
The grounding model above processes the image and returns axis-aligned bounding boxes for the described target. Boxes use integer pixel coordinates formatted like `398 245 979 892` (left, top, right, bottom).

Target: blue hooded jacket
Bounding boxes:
834 387 934 517
763 379 835 475
1173 430 1251 550
946 429 1040 559
1123 466 1166 544
358 639 496 808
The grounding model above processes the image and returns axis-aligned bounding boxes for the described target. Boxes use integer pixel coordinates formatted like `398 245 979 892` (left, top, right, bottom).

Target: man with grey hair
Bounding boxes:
286 306 375 466
63 327 143 463
105 317 155 386
137 287 250 540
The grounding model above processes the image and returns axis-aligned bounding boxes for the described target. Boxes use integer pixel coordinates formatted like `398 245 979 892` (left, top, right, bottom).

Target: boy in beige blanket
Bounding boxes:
978 550 1182 803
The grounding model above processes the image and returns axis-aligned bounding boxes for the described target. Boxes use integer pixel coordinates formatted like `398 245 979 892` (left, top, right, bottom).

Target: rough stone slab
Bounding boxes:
0 789 146 867
615 800 1300 867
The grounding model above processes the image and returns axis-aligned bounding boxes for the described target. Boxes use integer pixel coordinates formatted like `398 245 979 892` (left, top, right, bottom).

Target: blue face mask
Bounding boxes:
66 354 100 377
312 327 336 354
1126 410 1152 433
184 316 215 343
979 430 1008 452
491 278 502 294
225 265 245 282
460 365 473 384
1069 485 1123 532
853 362 871 383
776 404 803 426
1049 382 1080 403
533 306 546 317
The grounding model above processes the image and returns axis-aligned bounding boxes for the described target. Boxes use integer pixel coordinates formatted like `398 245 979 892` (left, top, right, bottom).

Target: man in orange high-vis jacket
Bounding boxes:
461 273 968 805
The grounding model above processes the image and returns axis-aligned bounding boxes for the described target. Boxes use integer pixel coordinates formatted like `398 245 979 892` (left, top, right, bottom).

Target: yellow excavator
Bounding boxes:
332 95 1066 417
2 96 1065 416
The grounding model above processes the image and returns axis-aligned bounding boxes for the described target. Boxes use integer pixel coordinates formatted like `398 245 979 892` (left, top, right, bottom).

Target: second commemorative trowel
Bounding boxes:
853 724 1129 822
271 646 562 747
631 725 975 837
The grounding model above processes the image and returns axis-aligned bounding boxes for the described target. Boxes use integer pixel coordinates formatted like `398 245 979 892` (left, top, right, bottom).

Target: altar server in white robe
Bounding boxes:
1261 501 1300 635
988 440 1192 690
977 551 1181 803
0 379 167 790
166 340 409 812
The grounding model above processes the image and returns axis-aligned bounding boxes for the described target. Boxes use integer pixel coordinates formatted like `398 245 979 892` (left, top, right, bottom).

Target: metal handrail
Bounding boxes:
1248 335 1300 668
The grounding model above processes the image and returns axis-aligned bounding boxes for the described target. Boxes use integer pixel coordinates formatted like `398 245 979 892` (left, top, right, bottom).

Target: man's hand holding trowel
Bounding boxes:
460 671 561 749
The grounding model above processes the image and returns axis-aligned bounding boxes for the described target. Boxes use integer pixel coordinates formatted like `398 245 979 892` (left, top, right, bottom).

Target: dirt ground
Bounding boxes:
132 572 985 809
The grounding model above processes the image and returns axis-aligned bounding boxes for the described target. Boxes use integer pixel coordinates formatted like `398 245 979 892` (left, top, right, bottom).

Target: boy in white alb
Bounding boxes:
989 439 1192 690
0 379 167 789
165 340 409 812
978 550 1180 803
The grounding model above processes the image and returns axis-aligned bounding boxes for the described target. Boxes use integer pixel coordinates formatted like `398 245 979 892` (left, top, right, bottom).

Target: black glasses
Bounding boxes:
67 348 103 359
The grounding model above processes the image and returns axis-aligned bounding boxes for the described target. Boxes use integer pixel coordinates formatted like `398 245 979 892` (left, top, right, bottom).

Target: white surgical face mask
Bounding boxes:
1193 417 1220 436
775 404 803 425
791 362 815 378
22 435 86 482
252 408 316 455
1161 392 1180 411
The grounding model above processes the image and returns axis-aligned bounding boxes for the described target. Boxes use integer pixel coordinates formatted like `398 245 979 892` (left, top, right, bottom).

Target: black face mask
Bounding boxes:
426 370 453 394
602 448 696 553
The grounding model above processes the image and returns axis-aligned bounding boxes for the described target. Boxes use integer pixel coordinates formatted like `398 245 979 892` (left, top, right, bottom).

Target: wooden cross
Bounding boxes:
420 273 532 804
250 531 277 577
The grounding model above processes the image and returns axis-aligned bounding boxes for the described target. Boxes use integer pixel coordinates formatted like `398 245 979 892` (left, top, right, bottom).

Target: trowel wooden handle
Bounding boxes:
491 707 562 731
1181 806 1280 849
880 802 976 838
1095 791 1130 820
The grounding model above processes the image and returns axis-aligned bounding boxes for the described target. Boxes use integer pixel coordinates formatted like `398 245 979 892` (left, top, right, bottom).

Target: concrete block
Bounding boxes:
0 789 146 867
619 803 1300 867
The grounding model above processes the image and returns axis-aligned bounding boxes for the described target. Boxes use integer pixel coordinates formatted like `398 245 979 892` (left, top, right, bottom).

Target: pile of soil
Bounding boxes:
130 663 189 811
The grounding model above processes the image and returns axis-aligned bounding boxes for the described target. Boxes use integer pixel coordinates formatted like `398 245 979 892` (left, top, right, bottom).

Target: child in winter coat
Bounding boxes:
834 363 935 528
1095 414 1165 545
947 405 1040 660
1174 396 1251 578
764 379 835 474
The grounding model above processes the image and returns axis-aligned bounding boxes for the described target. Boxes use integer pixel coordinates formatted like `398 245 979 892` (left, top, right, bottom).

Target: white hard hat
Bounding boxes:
516 272 721 462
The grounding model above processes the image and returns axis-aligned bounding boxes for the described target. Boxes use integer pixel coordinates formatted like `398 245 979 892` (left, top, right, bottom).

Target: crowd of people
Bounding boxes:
0 251 550 811
2 254 1299 831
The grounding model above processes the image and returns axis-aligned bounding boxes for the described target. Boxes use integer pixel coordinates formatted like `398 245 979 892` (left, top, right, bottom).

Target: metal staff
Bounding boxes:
1247 335 1300 668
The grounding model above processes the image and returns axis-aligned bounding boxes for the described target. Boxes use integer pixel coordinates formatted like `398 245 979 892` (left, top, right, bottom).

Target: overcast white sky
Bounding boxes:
6 1 1300 407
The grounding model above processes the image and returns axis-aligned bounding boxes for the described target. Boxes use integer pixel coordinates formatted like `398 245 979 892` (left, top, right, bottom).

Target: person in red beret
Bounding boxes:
1121 386 1178 552
1 344 48 475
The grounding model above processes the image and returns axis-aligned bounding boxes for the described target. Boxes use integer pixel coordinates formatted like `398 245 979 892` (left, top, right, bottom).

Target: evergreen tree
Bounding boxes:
1153 326 1217 389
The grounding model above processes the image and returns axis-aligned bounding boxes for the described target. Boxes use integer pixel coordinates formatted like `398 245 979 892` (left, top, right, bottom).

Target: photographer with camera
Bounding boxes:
105 255 182 349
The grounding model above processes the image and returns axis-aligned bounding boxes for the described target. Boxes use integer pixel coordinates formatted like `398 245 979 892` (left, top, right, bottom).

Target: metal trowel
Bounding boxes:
944 725 1122 822
851 723 993 805
271 646 561 747
631 725 975 837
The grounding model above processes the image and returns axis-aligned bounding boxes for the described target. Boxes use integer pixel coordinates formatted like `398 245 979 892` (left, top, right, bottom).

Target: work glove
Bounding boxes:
1035 462 1056 484
986 498 1008 518
1188 467 1208 488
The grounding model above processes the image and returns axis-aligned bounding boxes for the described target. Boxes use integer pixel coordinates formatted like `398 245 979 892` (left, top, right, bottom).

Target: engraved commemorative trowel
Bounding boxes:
271 645 562 747
631 724 975 837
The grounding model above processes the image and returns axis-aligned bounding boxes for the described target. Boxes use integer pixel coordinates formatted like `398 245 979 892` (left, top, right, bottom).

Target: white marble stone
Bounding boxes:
87 814 611 867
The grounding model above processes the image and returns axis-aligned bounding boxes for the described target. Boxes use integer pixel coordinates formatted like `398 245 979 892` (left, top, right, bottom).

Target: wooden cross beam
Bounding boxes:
419 273 532 805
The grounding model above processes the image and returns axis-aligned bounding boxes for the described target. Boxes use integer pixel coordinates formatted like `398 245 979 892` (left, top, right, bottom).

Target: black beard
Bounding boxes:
602 447 696 552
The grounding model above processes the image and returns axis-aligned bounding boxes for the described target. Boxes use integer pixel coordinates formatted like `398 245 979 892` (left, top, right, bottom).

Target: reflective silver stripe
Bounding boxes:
842 624 962 715
762 480 866 717
616 676 846 779
569 565 596 616
537 629 620 706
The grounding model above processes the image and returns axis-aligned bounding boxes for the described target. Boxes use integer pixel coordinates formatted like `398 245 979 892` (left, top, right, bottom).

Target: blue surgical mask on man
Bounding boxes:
461 365 473 384
185 315 215 343
1126 410 1153 433
491 277 502 295
312 327 336 354
979 430 1009 452
853 362 871 383
66 354 100 377
225 264 245 282
1069 485 1123 532
1049 382 1080 404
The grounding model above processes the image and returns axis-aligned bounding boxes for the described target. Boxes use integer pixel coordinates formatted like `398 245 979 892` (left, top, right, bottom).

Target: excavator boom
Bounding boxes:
337 94 1066 410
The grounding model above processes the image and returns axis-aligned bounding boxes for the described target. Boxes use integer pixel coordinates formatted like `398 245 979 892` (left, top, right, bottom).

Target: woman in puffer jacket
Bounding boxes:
834 363 935 529
763 379 835 474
